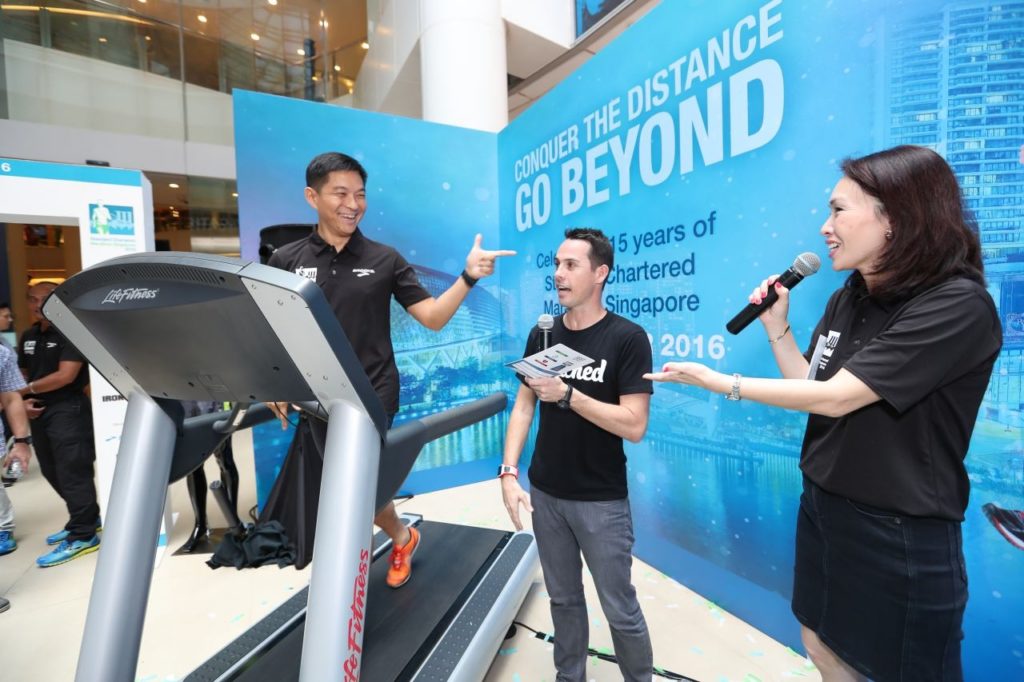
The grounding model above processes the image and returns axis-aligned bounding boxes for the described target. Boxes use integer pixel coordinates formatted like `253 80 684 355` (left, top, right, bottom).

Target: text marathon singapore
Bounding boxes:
514 0 785 232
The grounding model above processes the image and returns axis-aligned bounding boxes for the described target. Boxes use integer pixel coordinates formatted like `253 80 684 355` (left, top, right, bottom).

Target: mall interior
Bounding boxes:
0 3 804 680
0 1 1019 679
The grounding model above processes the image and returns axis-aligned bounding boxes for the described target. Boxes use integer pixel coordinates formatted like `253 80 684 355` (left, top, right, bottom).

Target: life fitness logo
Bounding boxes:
343 548 370 681
101 287 159 304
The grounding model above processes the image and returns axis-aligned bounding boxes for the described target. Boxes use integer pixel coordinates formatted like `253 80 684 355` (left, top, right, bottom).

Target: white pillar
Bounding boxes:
420 0 508 132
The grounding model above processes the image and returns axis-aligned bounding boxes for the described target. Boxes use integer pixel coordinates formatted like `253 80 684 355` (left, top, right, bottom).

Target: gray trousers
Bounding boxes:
531 486 653 682
0 482 13 532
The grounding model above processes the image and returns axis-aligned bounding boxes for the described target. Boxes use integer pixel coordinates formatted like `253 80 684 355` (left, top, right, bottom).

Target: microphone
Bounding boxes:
726 252 821 335
537 314 554 349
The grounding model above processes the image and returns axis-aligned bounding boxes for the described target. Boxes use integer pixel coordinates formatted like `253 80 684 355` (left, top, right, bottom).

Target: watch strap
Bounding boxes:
726 373 742 401
557 384 574 409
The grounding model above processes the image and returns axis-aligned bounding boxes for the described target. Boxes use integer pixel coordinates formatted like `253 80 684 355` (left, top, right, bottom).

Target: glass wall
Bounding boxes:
0 0 369 145
1 0 368 253
147 172 239 255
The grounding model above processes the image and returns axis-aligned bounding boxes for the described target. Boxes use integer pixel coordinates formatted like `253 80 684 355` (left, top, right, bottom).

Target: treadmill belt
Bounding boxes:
231 521 509 681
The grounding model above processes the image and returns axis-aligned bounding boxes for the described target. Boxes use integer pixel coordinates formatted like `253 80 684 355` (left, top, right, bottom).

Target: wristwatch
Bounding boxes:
12 435 32 445
726 373 742 401
497 464 518 479
557 384 574 410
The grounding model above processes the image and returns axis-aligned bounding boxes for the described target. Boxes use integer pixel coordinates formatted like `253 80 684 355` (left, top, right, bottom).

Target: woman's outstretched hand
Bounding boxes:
643 362 714 388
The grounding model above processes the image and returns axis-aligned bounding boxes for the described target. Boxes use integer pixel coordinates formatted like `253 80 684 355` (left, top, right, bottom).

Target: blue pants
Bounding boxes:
531 486 653 682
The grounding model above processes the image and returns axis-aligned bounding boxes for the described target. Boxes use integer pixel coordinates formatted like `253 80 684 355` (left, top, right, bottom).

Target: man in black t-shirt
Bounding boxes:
267 151 514 586
501 228 654 681
18 282 100 568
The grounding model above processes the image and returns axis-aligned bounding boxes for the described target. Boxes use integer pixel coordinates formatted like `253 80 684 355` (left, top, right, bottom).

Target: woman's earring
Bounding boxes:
885 229 894 240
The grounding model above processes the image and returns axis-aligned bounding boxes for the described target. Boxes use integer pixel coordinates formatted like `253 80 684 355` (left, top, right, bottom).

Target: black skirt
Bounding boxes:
792 477 967 682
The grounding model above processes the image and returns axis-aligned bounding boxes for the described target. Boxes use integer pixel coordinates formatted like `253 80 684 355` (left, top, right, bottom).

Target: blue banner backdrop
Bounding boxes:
233 0 1024 675
233 91 505 503
497 0 1022 676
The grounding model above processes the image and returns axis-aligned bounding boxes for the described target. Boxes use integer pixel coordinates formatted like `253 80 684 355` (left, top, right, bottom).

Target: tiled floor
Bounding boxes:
0 432 818 682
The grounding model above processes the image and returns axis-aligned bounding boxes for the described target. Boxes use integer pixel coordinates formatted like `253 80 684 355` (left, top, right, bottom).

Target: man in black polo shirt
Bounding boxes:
18 282 101 568
268 151 513 587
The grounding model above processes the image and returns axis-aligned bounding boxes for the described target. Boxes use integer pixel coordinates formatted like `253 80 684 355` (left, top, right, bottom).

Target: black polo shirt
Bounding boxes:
18 322 90 403
268 227 431 415
800 277 1001 520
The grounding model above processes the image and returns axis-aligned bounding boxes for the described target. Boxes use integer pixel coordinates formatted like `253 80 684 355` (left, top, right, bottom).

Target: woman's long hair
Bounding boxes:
841 145 984 299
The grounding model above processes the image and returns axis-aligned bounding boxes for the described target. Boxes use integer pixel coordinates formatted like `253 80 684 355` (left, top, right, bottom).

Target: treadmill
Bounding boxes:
45 252 538 682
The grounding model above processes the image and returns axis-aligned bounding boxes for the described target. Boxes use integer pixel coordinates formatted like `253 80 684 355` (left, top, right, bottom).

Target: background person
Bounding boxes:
646 145 1001 681
18 282 101 568
0 302 13 348
501 228 654 681
0 342 33 613
0 302 14 442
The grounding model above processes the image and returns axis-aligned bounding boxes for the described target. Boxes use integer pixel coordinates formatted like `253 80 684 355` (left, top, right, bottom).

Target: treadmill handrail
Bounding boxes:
413 393 508 444
168 393 509 504
374 392 507 512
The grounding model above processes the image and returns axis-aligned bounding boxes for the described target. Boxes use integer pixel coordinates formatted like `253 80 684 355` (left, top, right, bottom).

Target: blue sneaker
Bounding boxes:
0 531 15 555
45 528 69 546
46 519 102 546
36 535 100 567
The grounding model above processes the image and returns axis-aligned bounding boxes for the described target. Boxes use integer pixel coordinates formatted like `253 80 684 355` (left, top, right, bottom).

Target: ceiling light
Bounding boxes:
138 0 146 3
297 48 305 56
251 33 260 41
268 0 278 5
145 36 151 41
198 14 207 23
169 183 180 189
98 37 107 43
361 41 369 50
333 65 341 72
311 75 318 81
231 192 238 198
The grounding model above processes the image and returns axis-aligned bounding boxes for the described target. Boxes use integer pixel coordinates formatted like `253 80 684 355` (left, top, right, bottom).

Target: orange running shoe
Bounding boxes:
386 526 420 588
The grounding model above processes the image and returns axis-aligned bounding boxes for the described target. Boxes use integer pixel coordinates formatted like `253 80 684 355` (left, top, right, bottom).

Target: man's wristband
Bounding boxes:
12 435 32 445
28 381 36 395
460 270 478 287
497 464 519 479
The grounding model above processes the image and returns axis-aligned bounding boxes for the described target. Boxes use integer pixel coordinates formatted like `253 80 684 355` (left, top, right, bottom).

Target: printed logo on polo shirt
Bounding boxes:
23 340 36 355
352 268 375 278
295 266 318 280
561 359 607 382
818 330 841 372
46 342 58 349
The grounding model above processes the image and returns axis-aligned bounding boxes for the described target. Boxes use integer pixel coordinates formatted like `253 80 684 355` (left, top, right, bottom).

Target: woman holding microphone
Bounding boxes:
646 145 1001 681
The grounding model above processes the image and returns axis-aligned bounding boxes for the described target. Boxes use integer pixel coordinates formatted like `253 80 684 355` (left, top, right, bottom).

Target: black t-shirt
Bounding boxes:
800 277 1001 520
268 228 431 416
524 312 653 501
18 322 90 402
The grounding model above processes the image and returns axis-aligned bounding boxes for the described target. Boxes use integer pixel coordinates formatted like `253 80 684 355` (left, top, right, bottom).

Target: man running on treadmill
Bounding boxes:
268 151 514 588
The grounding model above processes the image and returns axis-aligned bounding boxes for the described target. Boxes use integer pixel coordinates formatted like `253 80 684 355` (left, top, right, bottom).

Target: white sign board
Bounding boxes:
0 158 174 556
